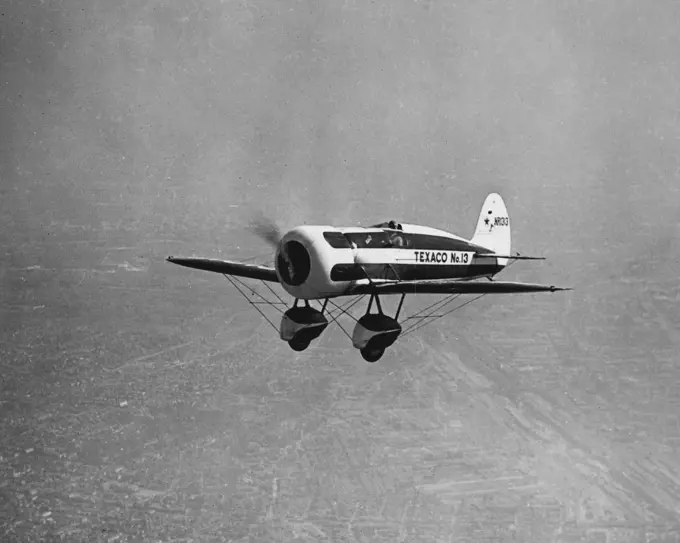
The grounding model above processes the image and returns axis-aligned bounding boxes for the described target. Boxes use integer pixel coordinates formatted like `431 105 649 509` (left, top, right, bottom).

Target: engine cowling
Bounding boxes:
275 226 353 299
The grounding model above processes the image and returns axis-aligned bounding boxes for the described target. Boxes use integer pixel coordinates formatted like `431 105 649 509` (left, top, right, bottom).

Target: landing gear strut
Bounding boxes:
353 293 405 363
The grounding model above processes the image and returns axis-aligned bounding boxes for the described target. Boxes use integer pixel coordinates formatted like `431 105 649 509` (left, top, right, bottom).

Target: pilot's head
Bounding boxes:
388 220 397 229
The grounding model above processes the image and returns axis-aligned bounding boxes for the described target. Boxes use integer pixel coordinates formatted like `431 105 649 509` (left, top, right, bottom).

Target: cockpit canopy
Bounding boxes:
370 220 403 230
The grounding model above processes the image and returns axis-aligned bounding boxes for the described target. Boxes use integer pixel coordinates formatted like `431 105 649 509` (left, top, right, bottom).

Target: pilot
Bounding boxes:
386 221 405 247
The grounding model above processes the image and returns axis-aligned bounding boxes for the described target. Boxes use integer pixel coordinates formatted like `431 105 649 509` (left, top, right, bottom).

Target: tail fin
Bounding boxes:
471 193 511 265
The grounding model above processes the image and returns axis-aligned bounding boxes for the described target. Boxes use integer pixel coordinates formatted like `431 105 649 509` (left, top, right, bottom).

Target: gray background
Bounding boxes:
2 1 680 541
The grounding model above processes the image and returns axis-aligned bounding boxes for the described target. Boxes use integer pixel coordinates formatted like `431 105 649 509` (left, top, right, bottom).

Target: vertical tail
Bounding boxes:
471 193 511 265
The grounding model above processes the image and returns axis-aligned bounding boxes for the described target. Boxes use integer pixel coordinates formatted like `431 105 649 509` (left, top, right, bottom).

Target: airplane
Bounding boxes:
167 193 571 362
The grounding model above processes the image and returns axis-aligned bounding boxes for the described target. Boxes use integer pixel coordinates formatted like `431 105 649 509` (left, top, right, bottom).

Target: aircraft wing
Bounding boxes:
167 256 279 282
347 279 570 295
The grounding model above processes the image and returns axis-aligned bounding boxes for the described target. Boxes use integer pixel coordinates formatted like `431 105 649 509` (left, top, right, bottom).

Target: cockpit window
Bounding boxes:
323 231 353 249
344 232 391 249
343 230 411 249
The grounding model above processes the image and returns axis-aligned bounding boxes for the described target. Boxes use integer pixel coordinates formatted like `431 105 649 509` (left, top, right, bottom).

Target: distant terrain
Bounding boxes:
2 1 680 541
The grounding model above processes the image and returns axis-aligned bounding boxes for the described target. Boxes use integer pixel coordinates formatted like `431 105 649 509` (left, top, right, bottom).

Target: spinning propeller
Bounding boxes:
248 214 283 249
247 213 372 286
248 213 298 282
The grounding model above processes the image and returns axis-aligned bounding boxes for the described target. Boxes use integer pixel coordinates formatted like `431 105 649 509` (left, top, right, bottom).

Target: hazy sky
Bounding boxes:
2 1 679 283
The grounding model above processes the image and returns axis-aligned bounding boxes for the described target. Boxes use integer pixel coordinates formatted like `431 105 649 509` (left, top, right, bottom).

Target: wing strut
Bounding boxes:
395 293 406 320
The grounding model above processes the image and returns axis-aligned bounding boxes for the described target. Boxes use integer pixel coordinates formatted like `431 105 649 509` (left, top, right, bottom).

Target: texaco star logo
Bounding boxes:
484 210 493 230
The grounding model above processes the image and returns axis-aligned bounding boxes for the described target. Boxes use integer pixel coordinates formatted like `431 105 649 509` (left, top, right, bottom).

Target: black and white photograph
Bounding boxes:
2 1 680 541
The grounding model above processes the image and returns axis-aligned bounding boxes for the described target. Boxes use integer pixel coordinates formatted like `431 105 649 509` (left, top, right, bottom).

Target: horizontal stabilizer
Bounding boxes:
475 253 546 261
348 279 571 296
167 256 279 282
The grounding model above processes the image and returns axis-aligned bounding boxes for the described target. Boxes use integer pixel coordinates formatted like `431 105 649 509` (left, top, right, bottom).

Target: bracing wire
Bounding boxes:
224 275 282 333
402 293 487 337
400 294 461 335
326 295 364 324
262 279 288 308
404 294 460 322
324 295 366 340
220 251 508 342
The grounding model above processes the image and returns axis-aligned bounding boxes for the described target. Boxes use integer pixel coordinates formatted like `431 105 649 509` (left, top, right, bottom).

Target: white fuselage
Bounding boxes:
274 224 503 300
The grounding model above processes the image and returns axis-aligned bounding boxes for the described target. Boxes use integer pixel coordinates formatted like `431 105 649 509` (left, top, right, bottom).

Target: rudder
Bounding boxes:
470 193 511 263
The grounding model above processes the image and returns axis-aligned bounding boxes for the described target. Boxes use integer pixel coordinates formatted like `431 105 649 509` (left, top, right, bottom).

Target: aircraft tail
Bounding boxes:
470 193 511 265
